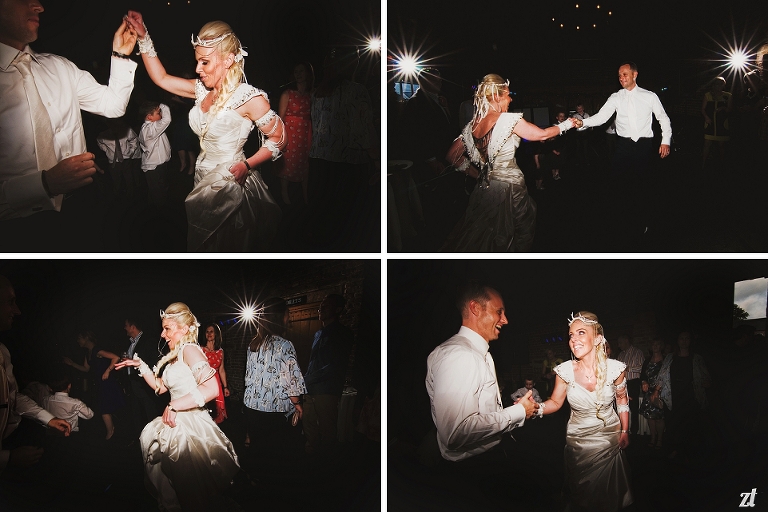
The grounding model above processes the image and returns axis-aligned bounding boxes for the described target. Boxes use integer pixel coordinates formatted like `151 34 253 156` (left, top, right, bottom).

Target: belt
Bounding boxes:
617 135 651 142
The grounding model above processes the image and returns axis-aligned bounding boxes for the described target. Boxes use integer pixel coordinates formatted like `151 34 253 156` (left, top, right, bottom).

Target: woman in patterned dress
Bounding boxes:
243 297 306 465
201 323 229 423
277 62 314 205
441 74 582 252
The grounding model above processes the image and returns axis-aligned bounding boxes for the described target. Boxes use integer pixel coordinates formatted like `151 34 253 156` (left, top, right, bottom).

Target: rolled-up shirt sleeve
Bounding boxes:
430 350 525 452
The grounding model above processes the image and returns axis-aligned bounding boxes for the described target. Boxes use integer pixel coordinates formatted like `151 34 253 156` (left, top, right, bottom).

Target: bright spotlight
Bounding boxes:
239 303 257 322
397 55 420 76
367 37 381 52
727 49 749 71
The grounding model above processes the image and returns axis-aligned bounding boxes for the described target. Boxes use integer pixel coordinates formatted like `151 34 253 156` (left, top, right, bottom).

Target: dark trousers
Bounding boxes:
243 407 302 471
143 162 170 209
626 378 641 434
609 136 653 239
0 210 69 252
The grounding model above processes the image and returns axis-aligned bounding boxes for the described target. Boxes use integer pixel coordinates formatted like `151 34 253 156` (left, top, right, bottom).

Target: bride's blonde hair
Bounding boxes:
474 73 509 123
153 302 200 394
195 21 246 116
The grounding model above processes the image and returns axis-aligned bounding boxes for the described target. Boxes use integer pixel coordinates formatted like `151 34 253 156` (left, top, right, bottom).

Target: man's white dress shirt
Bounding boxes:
0 43 136 220
426 326 526 461
581 85 672 145
43 391 93 432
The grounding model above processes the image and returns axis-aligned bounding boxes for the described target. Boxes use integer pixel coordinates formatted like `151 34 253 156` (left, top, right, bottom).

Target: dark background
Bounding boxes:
389 0 768 100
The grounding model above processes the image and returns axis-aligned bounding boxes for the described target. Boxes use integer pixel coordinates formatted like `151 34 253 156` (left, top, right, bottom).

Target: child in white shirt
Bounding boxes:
138 101 172 208
43 375 93 432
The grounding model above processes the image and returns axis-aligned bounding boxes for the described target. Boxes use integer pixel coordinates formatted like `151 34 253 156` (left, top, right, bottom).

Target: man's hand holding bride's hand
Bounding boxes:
113 18 137 55
519 390 539 419
570 117 583 129
125 11 147 38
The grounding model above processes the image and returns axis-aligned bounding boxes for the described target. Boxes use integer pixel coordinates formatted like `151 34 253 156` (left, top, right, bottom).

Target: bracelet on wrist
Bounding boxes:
620 429 628 433
112 50 131 60
243 159 252 171
168 404 177 412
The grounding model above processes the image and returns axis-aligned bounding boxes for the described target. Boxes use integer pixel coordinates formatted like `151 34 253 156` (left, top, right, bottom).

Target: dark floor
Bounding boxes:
393 132 768 253
0 400 380 512
388 405 768 512
53 153 380 253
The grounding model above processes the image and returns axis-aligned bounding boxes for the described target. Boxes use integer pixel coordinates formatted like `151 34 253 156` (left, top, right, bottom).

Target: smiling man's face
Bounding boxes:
474 290 508 342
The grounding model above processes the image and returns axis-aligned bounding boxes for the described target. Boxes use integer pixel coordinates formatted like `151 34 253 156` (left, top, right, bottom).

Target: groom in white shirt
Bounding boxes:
579 61 672 244
426 281 538 463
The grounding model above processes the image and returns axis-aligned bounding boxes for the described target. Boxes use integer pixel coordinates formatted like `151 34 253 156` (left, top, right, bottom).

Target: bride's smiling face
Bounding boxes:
161 319 187 350
569 320 595 359
195 47 232 90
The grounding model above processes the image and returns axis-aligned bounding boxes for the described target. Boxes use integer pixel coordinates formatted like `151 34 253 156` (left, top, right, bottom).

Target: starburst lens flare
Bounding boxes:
366 37 381 52
396 55 421 77
239 303 258 325
728 50 749 71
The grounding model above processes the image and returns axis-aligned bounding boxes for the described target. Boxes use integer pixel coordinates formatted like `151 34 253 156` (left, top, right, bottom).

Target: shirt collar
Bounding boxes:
0 43 38 71
130 331 143 344
458 325 490 355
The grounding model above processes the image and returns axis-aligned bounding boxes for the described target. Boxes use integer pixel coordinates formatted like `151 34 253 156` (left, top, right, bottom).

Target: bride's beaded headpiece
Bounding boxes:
160 309 200 333
191 33 249 63
567 312 598 326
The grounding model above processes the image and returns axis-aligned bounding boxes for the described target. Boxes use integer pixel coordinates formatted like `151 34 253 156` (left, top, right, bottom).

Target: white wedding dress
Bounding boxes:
186 81 282 252
554 359 633 512
140 344 239 512
440 113 537 252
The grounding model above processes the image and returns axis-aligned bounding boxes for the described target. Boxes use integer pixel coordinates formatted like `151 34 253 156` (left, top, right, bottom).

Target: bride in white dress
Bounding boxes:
532 311 633 512
115 302 239 512
441 74 582 252
126 11 283 252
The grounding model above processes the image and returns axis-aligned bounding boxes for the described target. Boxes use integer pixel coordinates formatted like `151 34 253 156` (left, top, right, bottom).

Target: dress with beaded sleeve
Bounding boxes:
139 344 239 512
553 359 633 512
186 81 282 252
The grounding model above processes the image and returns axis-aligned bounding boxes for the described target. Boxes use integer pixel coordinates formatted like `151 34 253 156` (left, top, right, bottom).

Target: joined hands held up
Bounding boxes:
125 11 147 38
113 18 137 55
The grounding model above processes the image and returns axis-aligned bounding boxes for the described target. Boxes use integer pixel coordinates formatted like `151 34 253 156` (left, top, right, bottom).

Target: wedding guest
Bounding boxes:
0 1 137 251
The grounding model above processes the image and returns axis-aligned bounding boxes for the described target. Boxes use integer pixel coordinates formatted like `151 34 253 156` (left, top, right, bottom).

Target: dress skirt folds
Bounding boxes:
140 409 240 512
186 81 282 252
186 163 280 252
556 360 633 512
139 344 239 512
440 113 536 252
